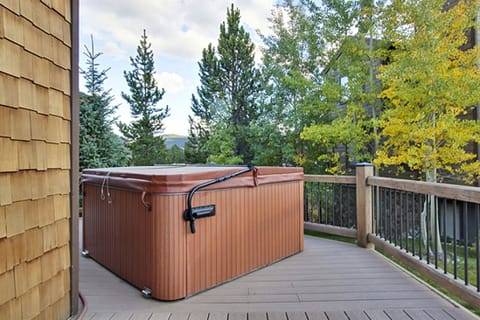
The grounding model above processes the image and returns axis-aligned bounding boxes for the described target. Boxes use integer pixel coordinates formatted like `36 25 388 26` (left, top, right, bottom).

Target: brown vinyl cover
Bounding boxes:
82 165 304 301
82 165 303 193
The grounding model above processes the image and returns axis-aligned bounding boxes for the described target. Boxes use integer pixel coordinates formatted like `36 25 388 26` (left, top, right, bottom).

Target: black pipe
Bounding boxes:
183 165 254 234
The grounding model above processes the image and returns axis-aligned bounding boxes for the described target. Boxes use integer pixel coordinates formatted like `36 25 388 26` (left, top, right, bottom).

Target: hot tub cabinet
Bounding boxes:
82 166 304 301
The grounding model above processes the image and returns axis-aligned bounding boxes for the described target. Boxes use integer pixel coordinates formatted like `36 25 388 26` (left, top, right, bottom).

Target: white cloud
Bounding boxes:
155 72 186 94
80 0 276 61
101 41 130 61
163 116 190 136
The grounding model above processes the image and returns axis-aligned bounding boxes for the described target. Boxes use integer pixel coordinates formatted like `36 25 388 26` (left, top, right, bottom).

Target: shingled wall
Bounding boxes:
0 0 77 319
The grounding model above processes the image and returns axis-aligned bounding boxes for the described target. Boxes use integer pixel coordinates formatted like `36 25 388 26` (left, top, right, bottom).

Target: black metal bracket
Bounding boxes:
183 165 254 234
182 204 216 233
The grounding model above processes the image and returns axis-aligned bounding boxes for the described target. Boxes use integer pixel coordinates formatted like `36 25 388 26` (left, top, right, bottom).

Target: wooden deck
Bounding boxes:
79 234 478 320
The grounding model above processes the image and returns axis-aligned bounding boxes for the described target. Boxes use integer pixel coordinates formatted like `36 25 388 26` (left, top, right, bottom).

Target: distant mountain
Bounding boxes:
164 134 188 149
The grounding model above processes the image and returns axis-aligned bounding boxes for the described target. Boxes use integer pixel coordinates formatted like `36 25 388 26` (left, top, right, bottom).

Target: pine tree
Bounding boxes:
79 36 129 170
167 145 186 164
185 44 218 163
186 5 259 164
217 4 259 163
119 30 170 166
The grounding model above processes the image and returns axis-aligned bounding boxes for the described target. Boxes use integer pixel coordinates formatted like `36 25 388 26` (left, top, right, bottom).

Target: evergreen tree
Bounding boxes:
183 116 208 164
119 30 170 166
185 44 218 163
186 5 260 164
79 36 129 170
217 4 259 163
167 145 186 164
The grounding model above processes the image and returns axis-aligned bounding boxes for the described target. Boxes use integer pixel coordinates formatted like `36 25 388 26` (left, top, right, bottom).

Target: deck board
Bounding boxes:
229 312 247 320
286 312 307 320
110 312 135 320
208 312 228 320
383 310 411 320
267 312 288 320
248 312 268 320
323 311 348 320
305 312 328 320
149 313 172 320
84 312 113 320
343 311 370 320
363 310 390 320
79 229 478 320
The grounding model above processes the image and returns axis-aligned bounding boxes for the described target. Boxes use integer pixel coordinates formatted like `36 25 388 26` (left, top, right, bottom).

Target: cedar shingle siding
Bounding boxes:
0 0 75 319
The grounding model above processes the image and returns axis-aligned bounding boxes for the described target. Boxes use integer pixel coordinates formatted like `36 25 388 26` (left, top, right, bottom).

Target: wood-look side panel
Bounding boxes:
119 189 153 291
186 181 304 297
82 184 153 291
83 180 303 300
151 194 187 301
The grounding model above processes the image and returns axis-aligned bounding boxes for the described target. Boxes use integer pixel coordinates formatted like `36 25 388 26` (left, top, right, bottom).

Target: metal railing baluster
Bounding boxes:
405 191 410 253
434 196 438 269
464 201 468 286
418 194 422 260
476 204 479 292
453 200 458 279
426 195 431 265
442 198 448 275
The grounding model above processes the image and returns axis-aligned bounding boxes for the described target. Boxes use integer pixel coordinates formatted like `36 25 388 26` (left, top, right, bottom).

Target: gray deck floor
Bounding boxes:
79 233 478 320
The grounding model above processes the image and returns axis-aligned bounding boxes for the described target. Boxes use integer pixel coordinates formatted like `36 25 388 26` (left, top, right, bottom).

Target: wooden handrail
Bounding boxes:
304 174 355 184
367 176 480 204
305 174 480 204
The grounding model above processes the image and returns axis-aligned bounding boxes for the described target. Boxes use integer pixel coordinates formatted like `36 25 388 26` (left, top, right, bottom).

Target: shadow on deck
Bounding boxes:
79 234 478 320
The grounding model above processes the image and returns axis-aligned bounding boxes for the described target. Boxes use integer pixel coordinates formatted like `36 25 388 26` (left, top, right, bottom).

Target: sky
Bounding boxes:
79 0 279 136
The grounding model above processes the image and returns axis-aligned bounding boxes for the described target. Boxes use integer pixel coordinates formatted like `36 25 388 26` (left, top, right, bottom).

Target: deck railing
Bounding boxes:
304 175 357 238
303 164 480 309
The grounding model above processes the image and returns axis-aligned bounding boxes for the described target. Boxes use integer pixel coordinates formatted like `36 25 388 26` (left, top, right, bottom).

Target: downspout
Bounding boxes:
70 0 80 316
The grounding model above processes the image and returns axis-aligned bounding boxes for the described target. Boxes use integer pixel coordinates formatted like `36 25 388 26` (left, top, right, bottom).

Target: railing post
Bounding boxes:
356 163 374 248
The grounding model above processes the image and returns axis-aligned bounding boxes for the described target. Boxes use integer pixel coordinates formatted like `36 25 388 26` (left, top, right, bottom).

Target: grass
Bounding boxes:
304 230 480 317
304 229 356 244
386 237 478 291
376 247 480 317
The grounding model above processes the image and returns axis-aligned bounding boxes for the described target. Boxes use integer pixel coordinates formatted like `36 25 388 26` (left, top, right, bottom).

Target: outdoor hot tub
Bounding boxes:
81 165 304 301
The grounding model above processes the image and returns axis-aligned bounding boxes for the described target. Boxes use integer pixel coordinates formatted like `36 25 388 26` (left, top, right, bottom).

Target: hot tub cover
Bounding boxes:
82 165 304 193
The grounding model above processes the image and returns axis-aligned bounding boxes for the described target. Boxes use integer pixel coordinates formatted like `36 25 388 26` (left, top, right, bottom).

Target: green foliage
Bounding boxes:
187 5 260 164
205 124 243 165
167 145 185 164
184 116 209 164
375 0 480 183
92 0 480 185
79 36 129 170
304 229 356 244
185 44 218 164
375 246 480 316
302 104 372 174
256 0 331 170
119 30 170 166
259 0 384 173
